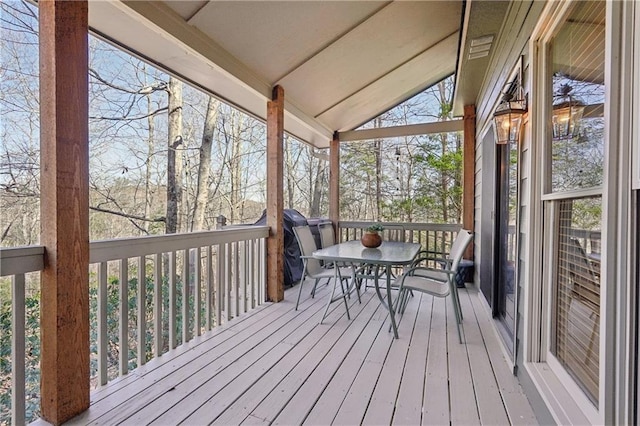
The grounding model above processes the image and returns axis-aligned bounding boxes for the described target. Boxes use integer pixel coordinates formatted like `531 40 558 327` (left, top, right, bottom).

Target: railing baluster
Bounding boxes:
195 247 202 337
137 256 146 367
243 240 249 314
169 251 177 349
216 243 225 325
258 238 267 305
205 246 213 331
98 262 108 385
234 241 240 317
153 253 162 357
249 239 255 309
119 258 129 376
226 242 232 321
11 273 26 426
182 249 190 344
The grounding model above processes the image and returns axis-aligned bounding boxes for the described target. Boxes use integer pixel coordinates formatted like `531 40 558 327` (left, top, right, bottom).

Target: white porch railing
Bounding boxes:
338 221 462 255
1 221 476 425
0 246 45 426
0 226 268 425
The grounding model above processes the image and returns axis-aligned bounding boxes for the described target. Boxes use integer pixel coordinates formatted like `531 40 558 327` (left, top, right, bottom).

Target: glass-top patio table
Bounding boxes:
313 240 421 338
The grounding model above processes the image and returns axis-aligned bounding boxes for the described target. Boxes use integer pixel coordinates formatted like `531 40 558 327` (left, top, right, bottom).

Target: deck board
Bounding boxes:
422 297 451 425
468 290 539 425
459 291 511 425
446 293 481 425
393 293 433 425
70 285 539 426
361 290 422 425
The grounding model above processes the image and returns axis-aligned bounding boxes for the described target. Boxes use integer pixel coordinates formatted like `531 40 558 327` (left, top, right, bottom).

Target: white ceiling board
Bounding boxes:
188 1 388 83
318 32 458 131
164 0 207 20
279 1 462 117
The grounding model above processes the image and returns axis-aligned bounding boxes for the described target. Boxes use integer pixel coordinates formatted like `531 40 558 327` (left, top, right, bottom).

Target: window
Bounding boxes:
551 197 601 404
543 0 605 406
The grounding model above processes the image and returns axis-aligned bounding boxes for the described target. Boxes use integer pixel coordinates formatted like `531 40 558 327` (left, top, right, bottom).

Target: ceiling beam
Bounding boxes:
338 119 464 142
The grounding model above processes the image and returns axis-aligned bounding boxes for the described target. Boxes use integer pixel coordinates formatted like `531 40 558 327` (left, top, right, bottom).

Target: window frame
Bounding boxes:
528 0 610 423
633 7 640 190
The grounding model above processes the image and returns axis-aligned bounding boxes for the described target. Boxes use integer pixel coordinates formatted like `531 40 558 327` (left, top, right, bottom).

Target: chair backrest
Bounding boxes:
318 222 335 248
383 224 405 242
293 225 323 276
567 237 598 286
447 229 474 273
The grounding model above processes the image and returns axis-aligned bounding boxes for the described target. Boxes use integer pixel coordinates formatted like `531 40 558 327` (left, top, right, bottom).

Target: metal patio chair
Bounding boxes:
395 229 474 343
293 225 356 320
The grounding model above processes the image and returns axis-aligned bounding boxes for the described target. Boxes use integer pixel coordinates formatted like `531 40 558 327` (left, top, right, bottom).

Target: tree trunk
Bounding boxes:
166 76 183 234
229 111 244 223
309 154 325 217
191 97 218 231
440 132 449 223
374 117 382 221
437 80 450 223
144 79 155 234
285 136 295 209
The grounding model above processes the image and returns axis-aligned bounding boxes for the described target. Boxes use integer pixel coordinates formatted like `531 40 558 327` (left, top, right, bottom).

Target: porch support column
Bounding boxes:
463 105 476 259
329 132 340 235
39 0 90 424
266 86 285 302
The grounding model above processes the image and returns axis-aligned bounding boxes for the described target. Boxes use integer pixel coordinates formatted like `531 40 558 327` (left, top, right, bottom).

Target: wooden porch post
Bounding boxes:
329 132 340 235
39 0 90 424
463 105 476 259
266 86 284 302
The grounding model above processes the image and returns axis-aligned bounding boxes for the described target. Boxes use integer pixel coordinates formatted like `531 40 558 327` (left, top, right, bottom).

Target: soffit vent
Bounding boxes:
468 34 494 60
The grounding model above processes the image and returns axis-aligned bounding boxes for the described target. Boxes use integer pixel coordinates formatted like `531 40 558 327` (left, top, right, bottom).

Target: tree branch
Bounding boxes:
89 205 165 223
89 106 168 122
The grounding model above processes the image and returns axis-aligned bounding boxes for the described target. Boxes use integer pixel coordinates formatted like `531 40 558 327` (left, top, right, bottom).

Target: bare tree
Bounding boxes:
166 76 183 234
191 97 219 231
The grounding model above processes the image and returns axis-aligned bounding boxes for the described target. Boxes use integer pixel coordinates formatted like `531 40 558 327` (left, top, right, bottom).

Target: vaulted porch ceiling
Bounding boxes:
88 0 463 148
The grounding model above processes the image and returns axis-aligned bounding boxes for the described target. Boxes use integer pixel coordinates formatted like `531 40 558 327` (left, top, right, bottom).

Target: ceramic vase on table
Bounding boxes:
361 231 382 248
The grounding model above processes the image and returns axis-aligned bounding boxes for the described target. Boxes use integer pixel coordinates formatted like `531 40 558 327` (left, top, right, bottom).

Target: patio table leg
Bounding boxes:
373 265 399 338
320 265 350 324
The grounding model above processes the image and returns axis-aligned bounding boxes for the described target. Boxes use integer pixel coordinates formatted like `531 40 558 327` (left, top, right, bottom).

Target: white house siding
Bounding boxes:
474 1 640 424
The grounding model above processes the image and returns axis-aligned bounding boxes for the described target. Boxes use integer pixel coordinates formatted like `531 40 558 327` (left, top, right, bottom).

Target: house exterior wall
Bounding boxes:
471 0 551 423
472 0 639 424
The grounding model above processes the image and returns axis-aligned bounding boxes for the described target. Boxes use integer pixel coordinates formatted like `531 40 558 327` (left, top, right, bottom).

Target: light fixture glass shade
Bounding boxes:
493 100 526 144
552 95 585 140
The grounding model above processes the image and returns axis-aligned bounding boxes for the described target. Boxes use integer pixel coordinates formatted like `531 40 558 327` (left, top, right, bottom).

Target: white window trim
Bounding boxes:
524 0 623 424
633 5 640 190
540 187 603 201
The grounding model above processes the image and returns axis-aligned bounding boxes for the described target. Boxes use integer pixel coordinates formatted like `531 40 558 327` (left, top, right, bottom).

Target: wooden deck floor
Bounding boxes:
66 281 538 426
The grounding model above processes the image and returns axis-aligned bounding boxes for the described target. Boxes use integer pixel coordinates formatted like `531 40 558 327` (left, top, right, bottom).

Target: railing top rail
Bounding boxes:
338 221 462 232
90 226 269 263
1 227 270 275
0 245 45 277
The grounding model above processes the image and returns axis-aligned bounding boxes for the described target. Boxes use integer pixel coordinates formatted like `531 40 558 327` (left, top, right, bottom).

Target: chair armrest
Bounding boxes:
405 265 455 277
410 255 451 268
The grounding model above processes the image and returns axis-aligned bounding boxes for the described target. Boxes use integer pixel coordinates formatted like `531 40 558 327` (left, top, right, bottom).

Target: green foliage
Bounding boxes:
365 224 384 233
0 292 41 424
2 266 202 424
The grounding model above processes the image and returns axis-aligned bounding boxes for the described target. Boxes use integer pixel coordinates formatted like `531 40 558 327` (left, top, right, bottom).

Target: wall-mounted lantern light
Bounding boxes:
493 94 527 145
493 61 527 145
552 84 585 140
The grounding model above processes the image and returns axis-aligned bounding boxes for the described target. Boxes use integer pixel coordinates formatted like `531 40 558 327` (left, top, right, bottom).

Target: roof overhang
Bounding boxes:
88 1 463 148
